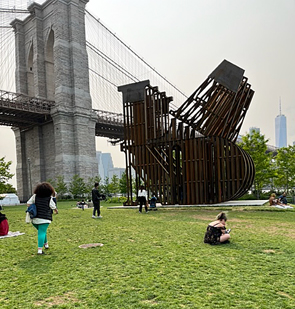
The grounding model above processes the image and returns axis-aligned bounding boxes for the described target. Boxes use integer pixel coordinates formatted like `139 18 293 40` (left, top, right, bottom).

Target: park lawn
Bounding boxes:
1 202 295 309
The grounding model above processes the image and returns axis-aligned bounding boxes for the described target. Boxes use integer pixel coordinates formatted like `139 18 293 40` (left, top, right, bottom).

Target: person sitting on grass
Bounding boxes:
149 193 157 211
78 199 88 211
204 212 230 245
0 212 9 236
269 193 284 206
278 192 288 205
269 193 293 209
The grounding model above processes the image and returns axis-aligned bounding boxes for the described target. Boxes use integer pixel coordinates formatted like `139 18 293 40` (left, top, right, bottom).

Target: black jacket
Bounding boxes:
92 188 101 204
35 196 52 221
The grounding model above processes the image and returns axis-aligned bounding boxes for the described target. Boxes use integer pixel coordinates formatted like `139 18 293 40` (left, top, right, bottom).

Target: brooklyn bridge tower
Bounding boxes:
11 0 97 200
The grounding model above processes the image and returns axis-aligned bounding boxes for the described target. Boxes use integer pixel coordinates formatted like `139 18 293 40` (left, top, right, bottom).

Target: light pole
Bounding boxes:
28 158 32 196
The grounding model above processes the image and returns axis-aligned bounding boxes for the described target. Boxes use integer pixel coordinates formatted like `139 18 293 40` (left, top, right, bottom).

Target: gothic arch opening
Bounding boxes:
45 29 55 100
27 44 34 96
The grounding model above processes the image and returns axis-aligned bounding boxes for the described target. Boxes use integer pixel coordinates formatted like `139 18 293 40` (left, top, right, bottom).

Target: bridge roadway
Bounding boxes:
0 89 279 152
0 89 124 140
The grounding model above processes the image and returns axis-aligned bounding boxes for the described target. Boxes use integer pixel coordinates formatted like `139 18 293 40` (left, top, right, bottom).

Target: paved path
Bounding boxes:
107 200 268 209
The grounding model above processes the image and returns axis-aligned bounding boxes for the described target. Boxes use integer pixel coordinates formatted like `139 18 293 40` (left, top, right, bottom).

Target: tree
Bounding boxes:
55 175 68 199
274 146 295 193
69 174 87 199
0 157 16 193
110 174 120 196
46 178 57 188
238 131 275 199
102 177 111 198
119 171 127 196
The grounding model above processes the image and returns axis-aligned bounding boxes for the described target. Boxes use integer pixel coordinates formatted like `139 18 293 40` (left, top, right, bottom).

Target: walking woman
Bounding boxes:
27 182 58 255
137 185 148 213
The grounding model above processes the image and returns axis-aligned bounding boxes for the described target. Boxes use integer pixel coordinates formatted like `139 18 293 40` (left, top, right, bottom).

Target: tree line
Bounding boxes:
46 173 128 200
238 130 295 199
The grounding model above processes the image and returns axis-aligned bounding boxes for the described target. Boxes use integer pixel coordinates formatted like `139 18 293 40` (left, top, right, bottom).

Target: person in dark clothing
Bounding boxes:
92 182 102 218
279 192 288 205
149 193 157 211
27 182 58 255
204 212 230 245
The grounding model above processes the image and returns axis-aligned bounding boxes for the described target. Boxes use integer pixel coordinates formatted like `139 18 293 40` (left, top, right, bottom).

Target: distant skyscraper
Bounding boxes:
249 127 260 135
275 100 287 148
96 151 127 182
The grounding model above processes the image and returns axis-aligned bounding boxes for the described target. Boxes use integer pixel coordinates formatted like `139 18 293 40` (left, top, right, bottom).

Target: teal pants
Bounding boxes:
32 223 49 248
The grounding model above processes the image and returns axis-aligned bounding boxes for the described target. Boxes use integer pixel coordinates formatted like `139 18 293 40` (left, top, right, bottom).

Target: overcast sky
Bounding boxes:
87 0 295 142
0 0 294 186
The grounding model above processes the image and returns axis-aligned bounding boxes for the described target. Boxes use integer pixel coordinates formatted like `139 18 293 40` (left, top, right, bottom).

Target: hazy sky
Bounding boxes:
0 0 294 186
86 0 295 142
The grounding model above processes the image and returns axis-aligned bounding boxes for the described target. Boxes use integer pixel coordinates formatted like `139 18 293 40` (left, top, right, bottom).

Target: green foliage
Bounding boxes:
119 171 127 195
104 196 127 203
1 203 295 308
0 157 15 193
274 145 295 192
109 174 119 196
102 176 111 197
55 175 68 199
239 131 274 198
68 174 87 198
45 178 57 188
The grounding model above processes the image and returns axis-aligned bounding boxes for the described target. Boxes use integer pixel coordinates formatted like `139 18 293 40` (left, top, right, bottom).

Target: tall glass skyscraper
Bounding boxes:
275 113 287 148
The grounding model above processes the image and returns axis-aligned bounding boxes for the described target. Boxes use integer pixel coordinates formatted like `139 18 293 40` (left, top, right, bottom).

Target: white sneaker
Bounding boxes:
44 243 49 249
92 215 96 218
97 216 103 218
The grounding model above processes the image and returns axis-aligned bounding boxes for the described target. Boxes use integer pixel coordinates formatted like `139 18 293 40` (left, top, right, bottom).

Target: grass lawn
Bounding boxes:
1 201 295 308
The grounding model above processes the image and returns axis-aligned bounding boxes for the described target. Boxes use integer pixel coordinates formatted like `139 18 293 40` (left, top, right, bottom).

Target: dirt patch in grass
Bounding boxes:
263 249 276 253
34 292 79 307
142 299 158 305
285 232 295 239
192 215 213 221
261 225 295 239
192 214 248 223
277 291 294 300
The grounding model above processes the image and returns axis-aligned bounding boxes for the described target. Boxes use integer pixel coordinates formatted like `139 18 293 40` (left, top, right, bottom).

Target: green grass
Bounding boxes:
1 202 295 308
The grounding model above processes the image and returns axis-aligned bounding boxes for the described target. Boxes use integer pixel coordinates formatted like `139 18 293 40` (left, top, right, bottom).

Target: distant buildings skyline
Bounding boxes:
96 151 125 183
249 127 260 135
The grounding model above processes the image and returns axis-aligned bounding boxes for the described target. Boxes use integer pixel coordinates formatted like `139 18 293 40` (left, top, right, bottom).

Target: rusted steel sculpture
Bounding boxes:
119 60 255 205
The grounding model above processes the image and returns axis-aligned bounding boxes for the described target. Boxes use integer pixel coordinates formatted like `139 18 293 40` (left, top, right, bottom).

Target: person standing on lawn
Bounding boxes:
137 185 148 213
92 182 102 218
27 182 58 255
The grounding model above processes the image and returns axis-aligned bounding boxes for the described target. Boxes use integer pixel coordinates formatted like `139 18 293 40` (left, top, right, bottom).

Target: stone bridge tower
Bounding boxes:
11 0 98 201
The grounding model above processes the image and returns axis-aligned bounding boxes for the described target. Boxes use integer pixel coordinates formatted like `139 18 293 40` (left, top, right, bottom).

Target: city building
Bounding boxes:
249 127 260 135
96 151 126 182
109 168 125 180
275 102 287 148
